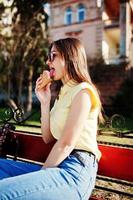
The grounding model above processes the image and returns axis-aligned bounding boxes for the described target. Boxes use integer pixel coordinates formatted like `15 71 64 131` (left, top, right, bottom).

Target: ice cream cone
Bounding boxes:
37 69 55 90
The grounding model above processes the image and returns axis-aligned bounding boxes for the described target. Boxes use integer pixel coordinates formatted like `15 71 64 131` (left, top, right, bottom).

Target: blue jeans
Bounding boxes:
0 152 98 200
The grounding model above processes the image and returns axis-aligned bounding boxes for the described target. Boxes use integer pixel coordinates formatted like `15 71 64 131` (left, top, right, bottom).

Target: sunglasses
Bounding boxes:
47 52 57 62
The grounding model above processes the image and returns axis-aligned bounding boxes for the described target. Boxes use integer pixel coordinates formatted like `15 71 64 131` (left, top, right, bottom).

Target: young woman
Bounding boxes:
0 38 103 200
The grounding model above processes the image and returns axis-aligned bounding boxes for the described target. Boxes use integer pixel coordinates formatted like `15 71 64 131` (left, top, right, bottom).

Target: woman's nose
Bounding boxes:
46 59 50 65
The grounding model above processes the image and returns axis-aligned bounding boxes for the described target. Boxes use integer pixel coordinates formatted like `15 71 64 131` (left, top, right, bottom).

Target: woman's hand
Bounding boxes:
35 71 52 104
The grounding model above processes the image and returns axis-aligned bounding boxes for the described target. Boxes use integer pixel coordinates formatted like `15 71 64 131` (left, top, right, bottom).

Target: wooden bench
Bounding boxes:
2 130 133 200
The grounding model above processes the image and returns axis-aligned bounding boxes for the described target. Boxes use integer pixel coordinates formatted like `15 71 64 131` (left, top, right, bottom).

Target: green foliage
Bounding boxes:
111 79 133 117
0 0 49 111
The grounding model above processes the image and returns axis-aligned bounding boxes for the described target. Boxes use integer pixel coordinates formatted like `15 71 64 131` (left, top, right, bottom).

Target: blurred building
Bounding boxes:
48 0 133 66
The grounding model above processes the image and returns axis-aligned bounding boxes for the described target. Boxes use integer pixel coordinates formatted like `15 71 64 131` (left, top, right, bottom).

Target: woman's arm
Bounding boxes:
43 89 91 168
40 101 55 144
35 75 55 144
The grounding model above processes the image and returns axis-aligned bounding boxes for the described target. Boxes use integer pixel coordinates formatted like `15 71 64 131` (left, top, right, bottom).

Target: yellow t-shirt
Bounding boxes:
50 80 101 160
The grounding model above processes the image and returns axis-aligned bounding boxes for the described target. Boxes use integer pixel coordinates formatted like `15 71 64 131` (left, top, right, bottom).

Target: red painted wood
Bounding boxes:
16 132 55 162
98 145 133 182
89 197 103 200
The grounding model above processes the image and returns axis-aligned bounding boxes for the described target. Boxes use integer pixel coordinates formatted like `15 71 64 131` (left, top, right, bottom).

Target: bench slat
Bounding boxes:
16 133 55 162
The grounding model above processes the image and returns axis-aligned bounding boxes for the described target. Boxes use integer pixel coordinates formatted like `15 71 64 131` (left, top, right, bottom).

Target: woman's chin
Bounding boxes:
53 76 60 81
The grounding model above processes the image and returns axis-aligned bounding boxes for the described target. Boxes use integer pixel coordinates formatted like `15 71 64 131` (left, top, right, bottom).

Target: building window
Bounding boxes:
77 4 85 23
65 7 72 25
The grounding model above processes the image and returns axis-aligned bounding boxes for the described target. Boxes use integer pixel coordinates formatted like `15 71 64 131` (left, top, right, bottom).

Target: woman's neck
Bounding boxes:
61 75 71 85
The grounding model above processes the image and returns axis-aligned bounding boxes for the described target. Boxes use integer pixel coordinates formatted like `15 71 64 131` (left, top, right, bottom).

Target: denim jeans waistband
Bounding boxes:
70 149 97 166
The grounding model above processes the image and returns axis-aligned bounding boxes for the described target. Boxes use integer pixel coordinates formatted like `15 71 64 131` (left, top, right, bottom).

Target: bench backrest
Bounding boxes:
98 144 133 182
6 131 133 183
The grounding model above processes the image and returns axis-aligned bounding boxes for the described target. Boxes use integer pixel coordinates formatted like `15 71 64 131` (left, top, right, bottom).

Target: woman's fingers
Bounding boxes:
45 82 51 90
36 75 43 83
36 76 43 89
